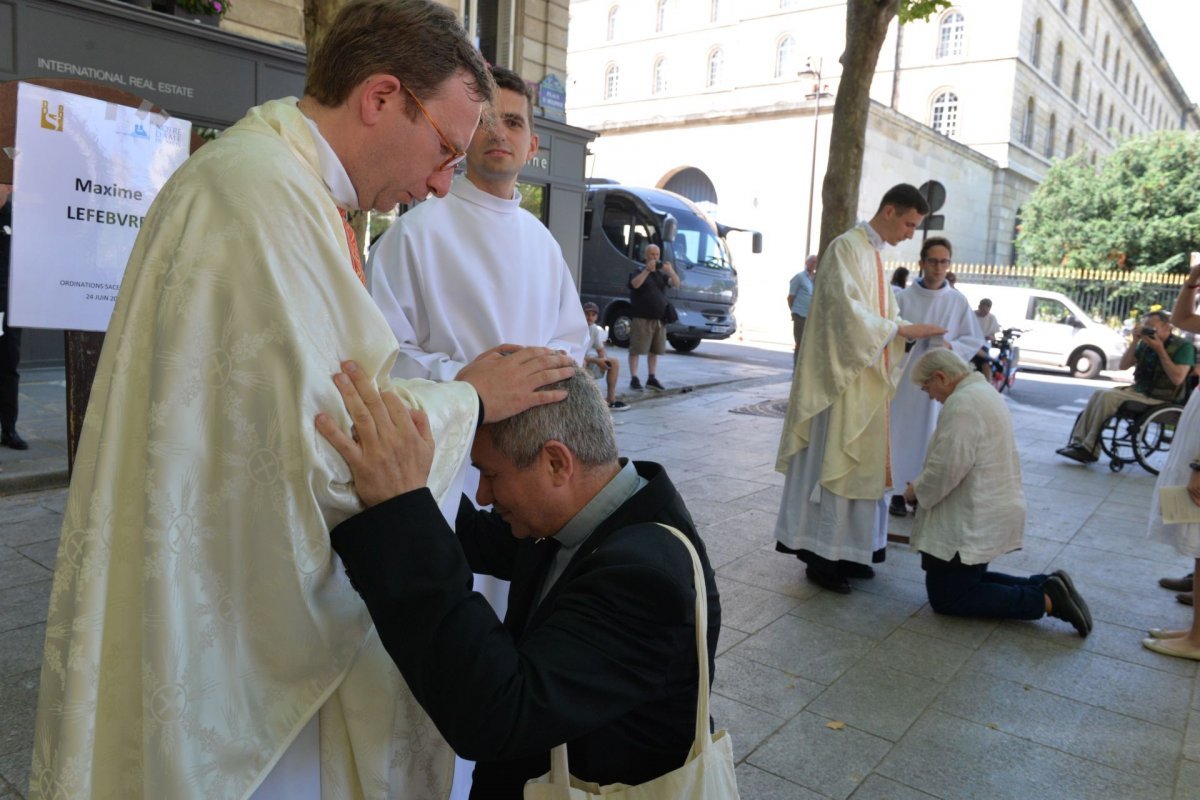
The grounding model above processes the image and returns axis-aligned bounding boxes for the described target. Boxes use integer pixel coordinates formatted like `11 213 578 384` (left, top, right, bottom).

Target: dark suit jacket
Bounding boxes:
331 460 720 799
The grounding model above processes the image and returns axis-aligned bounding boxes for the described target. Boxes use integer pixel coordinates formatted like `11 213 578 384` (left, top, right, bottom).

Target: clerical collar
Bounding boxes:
536 459 646 604
453 173 522 214
297 104 359 211
860 220 885 250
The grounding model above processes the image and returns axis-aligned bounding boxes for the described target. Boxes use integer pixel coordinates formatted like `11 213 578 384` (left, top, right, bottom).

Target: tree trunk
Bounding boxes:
817 0 899 257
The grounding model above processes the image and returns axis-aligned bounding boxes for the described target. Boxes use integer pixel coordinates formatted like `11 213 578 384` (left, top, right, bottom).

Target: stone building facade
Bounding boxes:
566 0 1198 279
221 0 570 92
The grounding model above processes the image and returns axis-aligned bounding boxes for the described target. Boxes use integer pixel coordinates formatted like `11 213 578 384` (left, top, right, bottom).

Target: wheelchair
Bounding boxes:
1098 399 1184 475
1096 375 1196 476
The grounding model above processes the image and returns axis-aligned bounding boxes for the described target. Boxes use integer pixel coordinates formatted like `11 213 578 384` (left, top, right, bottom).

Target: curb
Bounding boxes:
0 467 71 496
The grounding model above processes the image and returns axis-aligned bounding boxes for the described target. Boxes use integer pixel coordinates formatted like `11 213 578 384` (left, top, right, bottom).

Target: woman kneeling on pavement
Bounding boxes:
902 350 1093 636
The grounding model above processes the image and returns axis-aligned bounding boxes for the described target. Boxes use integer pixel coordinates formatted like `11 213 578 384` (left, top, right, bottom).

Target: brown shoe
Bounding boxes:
1178 592 1194 607
1159 574 1194 592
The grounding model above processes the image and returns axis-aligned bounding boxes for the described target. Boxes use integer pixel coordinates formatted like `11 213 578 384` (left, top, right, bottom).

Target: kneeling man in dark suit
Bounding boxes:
318 363 720 798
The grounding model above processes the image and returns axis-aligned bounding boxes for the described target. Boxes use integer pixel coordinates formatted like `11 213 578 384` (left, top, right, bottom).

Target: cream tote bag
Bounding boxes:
523 524 740 800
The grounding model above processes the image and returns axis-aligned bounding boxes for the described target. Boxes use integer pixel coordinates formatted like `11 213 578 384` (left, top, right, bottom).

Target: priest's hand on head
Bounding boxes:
316 360 434 507
457 345 577 423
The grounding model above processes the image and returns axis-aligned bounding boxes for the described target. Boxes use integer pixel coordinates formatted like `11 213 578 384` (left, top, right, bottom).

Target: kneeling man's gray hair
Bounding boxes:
486 366 619 469
911 349 972 386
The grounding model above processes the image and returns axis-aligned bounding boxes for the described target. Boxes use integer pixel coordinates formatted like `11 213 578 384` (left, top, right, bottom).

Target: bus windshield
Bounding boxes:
671 214 731 272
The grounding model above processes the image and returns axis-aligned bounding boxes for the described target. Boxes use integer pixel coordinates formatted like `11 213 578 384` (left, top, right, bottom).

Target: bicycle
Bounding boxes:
985 328 1022 393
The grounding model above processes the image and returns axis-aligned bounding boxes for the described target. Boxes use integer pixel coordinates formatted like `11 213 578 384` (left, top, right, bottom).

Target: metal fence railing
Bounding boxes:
886 262 1189 330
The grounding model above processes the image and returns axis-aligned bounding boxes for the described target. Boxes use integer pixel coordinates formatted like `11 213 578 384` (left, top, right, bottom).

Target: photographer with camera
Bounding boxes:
1057 309 1195 463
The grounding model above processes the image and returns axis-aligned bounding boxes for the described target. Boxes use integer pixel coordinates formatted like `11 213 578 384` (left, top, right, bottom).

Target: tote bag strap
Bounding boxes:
544 523 712 785
655 523 712 761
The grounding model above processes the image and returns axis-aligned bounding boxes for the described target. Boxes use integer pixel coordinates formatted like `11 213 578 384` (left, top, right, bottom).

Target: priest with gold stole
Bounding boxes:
29 2 576 798
774 184 945 595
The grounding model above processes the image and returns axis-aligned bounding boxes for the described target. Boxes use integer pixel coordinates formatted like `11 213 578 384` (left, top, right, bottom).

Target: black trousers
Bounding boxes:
0 284 21 432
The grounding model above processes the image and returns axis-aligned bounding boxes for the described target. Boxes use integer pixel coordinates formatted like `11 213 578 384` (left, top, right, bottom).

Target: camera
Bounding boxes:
1141 326 1157 337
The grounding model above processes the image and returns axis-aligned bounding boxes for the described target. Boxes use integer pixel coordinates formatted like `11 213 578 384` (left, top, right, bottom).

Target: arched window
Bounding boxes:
1107 103 1114 132
931 91 959 137
1022 97 1036 146
1094 92 1103 127
709 0 720 23
1065 128 1076 157
1123 63 1130 95
1134 75 1140 106
606 6 619 41
1119 113 1125 136
937 10 965 58
604 63 619 99
1114 49 1121 80
1044 113 1056 157
1031 18 1043 67
1060 0 1069 11
1101 35 1109 70
1052 41 1064 86
653 57 668 94
656 0 668 32
775 35 796 79
706 48 724 87
1079 0 1088 31
1071 62 1082 103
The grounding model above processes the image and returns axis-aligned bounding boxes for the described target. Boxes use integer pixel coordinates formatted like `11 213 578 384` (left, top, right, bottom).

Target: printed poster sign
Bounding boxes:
9 83 191 331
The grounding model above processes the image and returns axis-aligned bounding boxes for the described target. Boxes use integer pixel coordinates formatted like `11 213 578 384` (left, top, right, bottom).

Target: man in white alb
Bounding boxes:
370 64 587 387
370 63 587 505
888 236 982 517
774 184 945 595
29 4 575 799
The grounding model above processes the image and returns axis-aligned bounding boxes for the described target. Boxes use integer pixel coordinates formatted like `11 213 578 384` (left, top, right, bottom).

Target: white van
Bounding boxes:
956 283 1127 379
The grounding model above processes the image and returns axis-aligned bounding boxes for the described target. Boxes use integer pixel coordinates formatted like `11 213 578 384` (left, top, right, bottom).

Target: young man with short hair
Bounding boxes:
774 183 946 594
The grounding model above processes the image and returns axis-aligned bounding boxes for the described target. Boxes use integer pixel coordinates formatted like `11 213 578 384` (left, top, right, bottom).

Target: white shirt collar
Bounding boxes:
297 104 359 210
860 220 885 250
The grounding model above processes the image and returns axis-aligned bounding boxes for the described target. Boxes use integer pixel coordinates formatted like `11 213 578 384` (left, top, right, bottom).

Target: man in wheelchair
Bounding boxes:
1056 310 1195 464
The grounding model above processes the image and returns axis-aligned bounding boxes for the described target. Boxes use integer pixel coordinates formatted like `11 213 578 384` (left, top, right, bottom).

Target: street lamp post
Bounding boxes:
799 57 832 258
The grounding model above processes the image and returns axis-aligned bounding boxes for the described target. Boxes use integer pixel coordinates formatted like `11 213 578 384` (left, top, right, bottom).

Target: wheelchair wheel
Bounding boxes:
1097 412 1134 463
1134 404 1183 476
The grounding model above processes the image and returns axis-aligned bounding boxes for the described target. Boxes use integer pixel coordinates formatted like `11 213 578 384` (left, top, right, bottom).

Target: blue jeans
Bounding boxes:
922 553 1047 620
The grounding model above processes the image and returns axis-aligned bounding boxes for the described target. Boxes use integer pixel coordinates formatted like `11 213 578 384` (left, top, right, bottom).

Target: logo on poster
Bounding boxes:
40 100 64 132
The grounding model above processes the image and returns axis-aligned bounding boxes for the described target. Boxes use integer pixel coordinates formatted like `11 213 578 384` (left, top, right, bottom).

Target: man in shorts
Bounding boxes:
627 243 679 391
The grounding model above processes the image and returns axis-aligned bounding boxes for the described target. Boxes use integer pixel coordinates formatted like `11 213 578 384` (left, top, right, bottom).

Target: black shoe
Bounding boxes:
1 430 28 450
1051 569 1092 634
607 401 630 412
1179 592 1194 607
646 375 665 391
888 495 908 517
839 561 876 580
629 376 643 391
1044 575 1089 637
1159 573 1194 592
806 565 851 594
1055 444 1097 464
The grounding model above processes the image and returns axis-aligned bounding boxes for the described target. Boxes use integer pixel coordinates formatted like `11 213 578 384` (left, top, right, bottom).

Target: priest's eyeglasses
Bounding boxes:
402 84 467 172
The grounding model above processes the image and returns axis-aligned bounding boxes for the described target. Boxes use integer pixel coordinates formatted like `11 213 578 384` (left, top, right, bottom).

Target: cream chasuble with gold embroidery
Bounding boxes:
775 223 908 499
30 99 473 800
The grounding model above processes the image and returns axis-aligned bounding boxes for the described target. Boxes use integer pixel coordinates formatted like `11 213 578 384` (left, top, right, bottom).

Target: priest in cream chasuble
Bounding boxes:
28 4 545 797
774 185 941 589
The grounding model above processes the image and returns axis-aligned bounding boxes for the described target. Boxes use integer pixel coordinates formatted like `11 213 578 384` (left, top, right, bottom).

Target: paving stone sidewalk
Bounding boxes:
1 354 1198 798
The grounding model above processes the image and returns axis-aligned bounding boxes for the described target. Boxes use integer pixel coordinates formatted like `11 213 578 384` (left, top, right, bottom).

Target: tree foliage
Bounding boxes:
1017 131 1200 274
817 0 951 256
